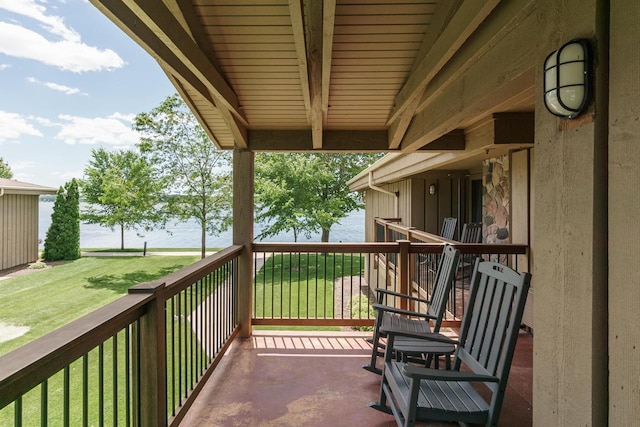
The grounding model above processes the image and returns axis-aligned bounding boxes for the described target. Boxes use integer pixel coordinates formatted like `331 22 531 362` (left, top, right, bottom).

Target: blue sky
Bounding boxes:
0 0 176 188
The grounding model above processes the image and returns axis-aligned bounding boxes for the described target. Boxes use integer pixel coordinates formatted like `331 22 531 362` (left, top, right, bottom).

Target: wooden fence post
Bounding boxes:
397 240 410 311
129 281 166 427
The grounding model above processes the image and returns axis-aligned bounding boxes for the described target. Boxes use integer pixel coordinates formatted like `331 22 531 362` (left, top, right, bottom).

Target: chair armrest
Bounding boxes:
401 365 499 383
371 303 435 320
379 327 458 345
374 288 430 305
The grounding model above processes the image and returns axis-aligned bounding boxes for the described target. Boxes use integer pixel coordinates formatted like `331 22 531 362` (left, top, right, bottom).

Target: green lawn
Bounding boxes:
0 255 198 356
0 255 200 426
253 253 366 331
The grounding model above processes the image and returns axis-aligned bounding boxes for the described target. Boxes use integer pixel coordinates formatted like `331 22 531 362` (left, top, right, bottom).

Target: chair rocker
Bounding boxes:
370 259 531 427
362 244 460 374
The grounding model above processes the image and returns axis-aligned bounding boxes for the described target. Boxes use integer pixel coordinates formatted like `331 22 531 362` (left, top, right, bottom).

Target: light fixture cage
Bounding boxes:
543 38 591 119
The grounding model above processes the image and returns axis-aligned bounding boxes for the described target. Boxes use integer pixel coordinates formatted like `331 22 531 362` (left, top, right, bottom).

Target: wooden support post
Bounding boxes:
397 240 410 311
233 148 254 338
129 281 166 427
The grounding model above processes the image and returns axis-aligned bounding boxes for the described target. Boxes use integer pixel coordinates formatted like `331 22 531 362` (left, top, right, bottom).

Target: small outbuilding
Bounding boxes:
0 178 57 271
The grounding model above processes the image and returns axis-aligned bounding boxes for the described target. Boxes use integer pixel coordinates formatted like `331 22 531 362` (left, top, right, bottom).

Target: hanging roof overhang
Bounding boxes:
90 0 536 153
0 178 58 196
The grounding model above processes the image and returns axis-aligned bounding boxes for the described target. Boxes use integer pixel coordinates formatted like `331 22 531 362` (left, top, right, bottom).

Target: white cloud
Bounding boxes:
0 63 9 70
10 160 37 171
53 169 83 181
0 1 124 72
26 76 86 95
0 0 80 41
55 113 140 147
0 110 43 142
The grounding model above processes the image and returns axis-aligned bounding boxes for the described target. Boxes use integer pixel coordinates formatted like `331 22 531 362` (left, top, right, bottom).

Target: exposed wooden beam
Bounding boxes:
387 0 462 149
95 0 245 124
289 0 312 117
399 0 537 152
172 0 248 149
248 130 389 152
417 0 537 114
387 0 500 149
303 0 324 149
322 0 337 126
166 72 223 149
91 0 248 147
417 129 465 151
493 113 534 144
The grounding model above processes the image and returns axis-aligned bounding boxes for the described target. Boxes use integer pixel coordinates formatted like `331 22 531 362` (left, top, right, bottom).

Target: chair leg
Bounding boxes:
368 365 392 414
362 316 384 374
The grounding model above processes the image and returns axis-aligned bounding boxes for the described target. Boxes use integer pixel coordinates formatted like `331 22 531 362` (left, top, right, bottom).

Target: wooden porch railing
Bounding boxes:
374 218 529 322
0 246 242 427
0 235 528 425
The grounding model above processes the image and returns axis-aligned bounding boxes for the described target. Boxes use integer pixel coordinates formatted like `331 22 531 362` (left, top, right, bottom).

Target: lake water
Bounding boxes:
38 201 365 249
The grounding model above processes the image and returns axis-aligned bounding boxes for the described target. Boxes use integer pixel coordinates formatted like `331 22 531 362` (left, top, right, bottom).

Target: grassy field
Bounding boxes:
253 253 367 331
0 255 200 426
0 255 198 356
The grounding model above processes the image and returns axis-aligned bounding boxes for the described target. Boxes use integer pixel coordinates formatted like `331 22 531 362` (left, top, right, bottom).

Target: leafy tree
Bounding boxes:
308 153 381 241
134 94 232 258
43 179 80 261
254 153 317 242
0 157 13 179
255 153 381 242
81 148 165 250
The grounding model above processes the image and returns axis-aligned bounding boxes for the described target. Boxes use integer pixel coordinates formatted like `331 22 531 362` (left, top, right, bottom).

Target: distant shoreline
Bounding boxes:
38 201 365 249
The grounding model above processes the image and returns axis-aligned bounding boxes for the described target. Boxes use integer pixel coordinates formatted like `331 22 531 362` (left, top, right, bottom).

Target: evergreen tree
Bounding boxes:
43 179 81 261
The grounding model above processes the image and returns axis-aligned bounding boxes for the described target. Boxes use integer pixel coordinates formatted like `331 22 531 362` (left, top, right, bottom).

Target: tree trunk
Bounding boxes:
321 228 330 242
201 221 206 259
120 223 125 250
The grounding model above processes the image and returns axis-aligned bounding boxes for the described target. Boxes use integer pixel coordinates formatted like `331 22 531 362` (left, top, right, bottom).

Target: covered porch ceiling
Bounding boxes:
90 0 536 153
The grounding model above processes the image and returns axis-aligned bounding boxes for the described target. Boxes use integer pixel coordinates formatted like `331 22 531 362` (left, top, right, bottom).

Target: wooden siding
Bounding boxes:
0 194 40 271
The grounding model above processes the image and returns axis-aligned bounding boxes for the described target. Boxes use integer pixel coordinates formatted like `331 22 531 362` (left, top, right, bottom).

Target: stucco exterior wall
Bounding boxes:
533 1 608 425
0 194 40 271
608 0 640 423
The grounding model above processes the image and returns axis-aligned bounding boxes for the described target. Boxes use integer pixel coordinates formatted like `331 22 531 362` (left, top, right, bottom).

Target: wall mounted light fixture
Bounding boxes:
543 39 591 119
429 184 437 195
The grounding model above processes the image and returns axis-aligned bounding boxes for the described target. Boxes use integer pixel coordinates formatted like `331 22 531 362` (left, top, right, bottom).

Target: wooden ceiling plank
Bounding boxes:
249 130 390 152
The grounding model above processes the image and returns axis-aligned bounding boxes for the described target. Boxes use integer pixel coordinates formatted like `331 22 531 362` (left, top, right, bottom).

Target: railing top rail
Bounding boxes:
410 242 528 254
0 292 151 409
253 242 400 254
374 217 402 224
162 245 243 296
407 229 456 244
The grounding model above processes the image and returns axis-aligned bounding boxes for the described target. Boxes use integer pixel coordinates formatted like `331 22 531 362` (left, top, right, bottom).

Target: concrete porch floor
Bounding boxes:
180 329 533 426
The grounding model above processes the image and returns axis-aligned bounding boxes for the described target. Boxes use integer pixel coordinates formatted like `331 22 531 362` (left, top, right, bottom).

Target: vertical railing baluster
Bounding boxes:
99 343 104 427
40 379 47 427
112 335 118 427
125 327 131 427
82 354 88 426
14 396 22 427
63 366 70 427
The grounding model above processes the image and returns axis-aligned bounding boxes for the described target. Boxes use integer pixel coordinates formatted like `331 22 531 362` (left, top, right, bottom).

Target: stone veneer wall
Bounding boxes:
483 155 510 244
